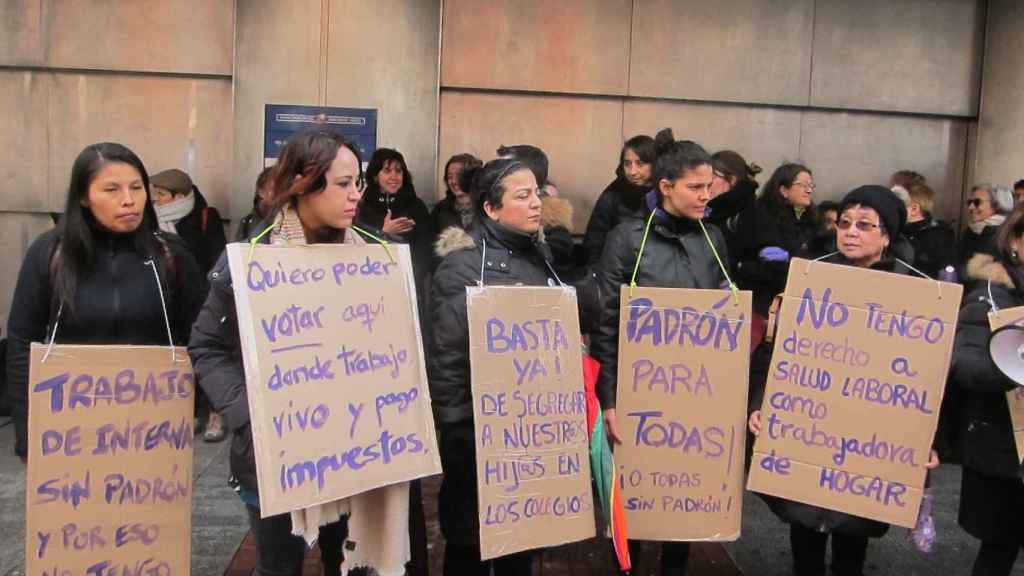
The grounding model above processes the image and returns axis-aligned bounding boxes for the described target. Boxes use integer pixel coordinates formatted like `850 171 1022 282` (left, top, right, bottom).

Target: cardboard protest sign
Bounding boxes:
25 344 193 576
227 243 441 517
615 287 751 541
987 306 1024 463
467 286 595 559
748 258 962 528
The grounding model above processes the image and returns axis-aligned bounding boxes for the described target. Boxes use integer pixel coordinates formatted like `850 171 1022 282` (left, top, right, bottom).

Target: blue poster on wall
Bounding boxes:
264 104 378 167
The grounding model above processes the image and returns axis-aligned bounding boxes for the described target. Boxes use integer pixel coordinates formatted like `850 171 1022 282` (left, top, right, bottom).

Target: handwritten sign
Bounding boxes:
615 288 750 540
748 258 962 528
987 306 1024 463
467 286 595 559
227 243 441 517
25 344 194 576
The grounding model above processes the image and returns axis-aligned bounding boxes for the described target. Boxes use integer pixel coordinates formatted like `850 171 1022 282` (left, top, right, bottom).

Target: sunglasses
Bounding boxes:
967 198 983 208
836 218 882 232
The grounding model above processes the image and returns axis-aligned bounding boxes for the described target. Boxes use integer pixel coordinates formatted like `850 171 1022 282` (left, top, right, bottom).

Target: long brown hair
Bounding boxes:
269 128 363 213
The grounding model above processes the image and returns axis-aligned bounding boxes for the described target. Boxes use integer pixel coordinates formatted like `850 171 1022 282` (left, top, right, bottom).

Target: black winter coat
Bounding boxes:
429 218 558 426
583 176 648 266
903 217 957 280
959 225 1000 273
591 204 731 409
6 228 205 458
356 187 434 286
733 200 829 316
173 190 227 276
706 179 758 260
431 192 475 235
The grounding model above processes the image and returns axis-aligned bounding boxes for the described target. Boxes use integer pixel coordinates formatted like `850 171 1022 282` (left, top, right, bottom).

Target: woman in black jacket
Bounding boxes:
706 150 761 258
430 157 558 576
150 168 227 276
432 153 482 236
591 129 731 576
952 206 1024 576
189 129 366 576
749 186 939 576
6 142 204 462
960 183 1013 283
356 148 434 287
583 134 656 265
733 163 829 317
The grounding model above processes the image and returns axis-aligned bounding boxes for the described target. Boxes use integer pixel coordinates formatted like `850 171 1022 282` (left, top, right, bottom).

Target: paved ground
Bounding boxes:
1 416 1022 576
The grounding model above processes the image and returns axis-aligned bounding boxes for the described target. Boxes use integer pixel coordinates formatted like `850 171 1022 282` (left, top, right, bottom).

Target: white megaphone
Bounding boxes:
988 324 1024 386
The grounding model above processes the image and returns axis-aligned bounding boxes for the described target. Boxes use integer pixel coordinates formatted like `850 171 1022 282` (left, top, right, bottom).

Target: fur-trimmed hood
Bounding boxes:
541 196 573 231
434 226 475 259
967 253 1014 289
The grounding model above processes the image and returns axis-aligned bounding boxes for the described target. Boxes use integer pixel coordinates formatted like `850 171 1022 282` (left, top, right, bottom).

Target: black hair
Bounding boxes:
758 162 813 217
253 166 274 212
818 200 840 214
55 142 164 314
711 150 762 183
443 153 482 194
652 128 712 186
365 148 414 198
616 135 656 178
1015 179 1024 190
463 158 532 214
496 144 548 188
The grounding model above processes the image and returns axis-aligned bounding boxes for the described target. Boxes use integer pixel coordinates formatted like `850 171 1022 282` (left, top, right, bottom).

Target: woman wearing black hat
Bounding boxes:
748 185 939 576
951 205 1024 576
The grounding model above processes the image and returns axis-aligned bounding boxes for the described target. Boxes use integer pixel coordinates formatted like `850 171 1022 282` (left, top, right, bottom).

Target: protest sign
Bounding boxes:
988 306 1024 463
467 286 595 559
615 287 750 541
227 243 441 517
25 344 193 576
748 258 962 528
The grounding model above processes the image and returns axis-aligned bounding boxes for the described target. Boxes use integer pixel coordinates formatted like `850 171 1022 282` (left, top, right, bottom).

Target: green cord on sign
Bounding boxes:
628 210 657 298
698 219 740 305
247 225 275 261
351 225 396 264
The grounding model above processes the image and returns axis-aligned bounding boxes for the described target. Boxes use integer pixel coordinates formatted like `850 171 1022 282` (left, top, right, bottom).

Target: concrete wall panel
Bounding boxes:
0 212 58 332
622 100 803 181
0 0 45 65
441 0 631 95
48 74 234 214
0 71 50 212
44 0 234 75
327 0 441 201
439 91 623 232
811 0 983 116
232 0 322 219
798 111 968 224
973 0 1024 190
629 0 814 105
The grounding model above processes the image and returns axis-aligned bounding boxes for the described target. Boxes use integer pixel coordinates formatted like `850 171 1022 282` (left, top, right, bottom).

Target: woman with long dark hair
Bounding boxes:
7 142 204 462
583 134 656 265
432 152 483 235
190 128 373 576
706 149 761 257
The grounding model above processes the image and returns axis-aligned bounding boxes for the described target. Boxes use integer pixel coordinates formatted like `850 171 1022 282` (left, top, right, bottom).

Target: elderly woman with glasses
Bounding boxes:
961 183 1015 285
749 185 940 576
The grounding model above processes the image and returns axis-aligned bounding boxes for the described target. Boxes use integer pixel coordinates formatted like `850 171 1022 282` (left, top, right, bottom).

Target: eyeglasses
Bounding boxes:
836 218 882 232
967 198 983 208
792 181 815 192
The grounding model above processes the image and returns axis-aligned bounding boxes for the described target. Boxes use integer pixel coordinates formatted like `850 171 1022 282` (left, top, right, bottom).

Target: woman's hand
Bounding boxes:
748 410 762 436
382 210 415 235
925 449 940 469
603 408 623 444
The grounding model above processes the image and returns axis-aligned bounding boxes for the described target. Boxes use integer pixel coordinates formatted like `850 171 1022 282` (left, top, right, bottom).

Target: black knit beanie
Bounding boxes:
838 185 907 237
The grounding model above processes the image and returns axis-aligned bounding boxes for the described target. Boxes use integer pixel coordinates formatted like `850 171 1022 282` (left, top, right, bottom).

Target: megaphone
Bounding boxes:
988 324 1024 386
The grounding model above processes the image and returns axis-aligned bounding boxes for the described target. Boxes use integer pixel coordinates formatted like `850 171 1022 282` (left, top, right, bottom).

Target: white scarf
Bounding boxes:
154 193 195 234
270 205 411 576
969 213 1005 235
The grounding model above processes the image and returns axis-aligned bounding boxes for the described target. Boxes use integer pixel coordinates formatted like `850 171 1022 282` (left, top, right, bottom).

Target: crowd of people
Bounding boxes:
5 126 1024 576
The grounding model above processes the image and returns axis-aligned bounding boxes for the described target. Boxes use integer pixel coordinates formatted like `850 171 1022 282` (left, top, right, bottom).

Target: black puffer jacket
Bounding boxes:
6 228 204 458
591 199 731 409
356 187 434 286
953 254 1024 479
172 189 227 276
429 218 558 426
583 176 648 266
733 200 829 316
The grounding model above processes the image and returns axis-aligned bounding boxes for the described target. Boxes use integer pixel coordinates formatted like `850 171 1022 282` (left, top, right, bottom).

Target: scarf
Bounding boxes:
272 205 411 576
969 213 1005 235
154 193 195 234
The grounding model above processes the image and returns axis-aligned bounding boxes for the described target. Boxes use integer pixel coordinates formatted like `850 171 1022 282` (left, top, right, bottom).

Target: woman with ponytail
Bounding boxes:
590 128 734 576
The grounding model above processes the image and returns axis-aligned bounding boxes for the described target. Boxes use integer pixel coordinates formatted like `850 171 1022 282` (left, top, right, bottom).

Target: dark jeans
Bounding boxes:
245 505 348 576
972 539 1024 576
790 524 868 576
626 540 690 576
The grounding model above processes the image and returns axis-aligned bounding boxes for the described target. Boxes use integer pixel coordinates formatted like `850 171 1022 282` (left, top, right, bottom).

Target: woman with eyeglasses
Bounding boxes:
960 183 1014 286
733 163 829 318
952 205 1024 576
749 185 940 576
